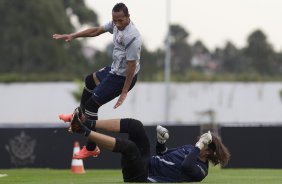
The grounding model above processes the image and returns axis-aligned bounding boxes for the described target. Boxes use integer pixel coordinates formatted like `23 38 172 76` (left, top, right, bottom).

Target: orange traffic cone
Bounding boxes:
70 141 85 174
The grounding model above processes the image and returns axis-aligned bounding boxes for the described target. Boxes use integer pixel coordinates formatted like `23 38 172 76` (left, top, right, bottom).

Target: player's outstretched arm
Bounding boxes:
53 26 106 42
52 34 74 42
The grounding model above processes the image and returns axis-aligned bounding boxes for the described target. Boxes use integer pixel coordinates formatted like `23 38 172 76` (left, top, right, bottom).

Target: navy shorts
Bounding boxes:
93 66 138 105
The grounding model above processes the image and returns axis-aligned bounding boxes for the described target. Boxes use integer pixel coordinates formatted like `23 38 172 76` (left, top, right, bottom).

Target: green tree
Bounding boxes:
243 30 275 75
0 0 98 80
64 0 98 26
139 46 164 81
169 24 192 74
221 41 247 73
190 40 211 72
93 43 113 71
192 40 209 55
273 52 282 74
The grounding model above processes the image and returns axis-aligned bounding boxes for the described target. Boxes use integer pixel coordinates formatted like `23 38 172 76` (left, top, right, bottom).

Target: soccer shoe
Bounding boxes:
59 107 85 123
156 125 169 144
59 113 73 123
70 108 82 133
73 146 101 159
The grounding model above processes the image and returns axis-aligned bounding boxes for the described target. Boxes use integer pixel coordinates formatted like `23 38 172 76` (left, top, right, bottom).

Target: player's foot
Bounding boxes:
70 108 82 133
59 113 73 123
59 107 85 123
73 146 101 159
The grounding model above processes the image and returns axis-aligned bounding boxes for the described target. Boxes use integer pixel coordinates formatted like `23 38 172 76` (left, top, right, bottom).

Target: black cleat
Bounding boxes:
70 108 83 133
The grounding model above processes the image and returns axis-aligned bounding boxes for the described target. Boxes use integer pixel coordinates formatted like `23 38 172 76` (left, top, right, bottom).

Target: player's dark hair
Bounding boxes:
207 133 231 167
112 3 129 17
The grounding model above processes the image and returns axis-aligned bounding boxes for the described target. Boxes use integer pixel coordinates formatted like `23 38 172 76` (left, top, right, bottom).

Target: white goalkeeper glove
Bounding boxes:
156 125 169 144
196 131 212 150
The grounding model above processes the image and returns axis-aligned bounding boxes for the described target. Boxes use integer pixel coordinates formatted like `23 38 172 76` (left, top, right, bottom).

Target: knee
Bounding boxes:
129 119 144 132
85 74 96 90
124 140 139 155
128 118 144 129
122 141 140 161
120 118 144 133
114 138 139 158
85 97 100 111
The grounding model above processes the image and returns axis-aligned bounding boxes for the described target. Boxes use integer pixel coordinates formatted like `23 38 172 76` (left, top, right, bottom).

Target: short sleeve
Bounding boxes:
103 21 114 34
125 36 142 61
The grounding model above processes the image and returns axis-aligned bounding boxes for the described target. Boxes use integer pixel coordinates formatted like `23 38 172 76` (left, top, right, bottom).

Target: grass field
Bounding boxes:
1 167 282 184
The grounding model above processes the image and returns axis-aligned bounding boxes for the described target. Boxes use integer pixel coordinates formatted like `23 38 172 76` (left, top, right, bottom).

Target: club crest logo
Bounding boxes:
115 33 124 46
5 131 36 166
116 35 123 45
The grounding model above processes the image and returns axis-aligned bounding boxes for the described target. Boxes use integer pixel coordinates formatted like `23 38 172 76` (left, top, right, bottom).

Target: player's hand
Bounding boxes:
52 34 74 42
199 131 212 145
196 131 212 150
156 125 169 144
114 91 127 109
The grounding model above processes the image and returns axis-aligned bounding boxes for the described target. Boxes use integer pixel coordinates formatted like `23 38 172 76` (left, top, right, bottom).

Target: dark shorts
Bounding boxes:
93 66 138 105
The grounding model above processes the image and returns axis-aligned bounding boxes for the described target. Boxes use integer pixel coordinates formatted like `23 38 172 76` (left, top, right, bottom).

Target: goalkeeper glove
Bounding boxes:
196 131 212 150
156 125 169 144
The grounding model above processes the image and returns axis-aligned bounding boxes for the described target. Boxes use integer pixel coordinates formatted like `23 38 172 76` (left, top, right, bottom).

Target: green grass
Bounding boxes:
0 167 282 184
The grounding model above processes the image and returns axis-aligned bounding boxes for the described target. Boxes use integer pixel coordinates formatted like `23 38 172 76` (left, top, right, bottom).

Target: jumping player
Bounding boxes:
69 107 231 182
53 3 142 159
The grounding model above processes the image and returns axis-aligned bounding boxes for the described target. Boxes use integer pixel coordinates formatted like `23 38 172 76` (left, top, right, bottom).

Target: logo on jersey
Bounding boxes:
115 34 124 46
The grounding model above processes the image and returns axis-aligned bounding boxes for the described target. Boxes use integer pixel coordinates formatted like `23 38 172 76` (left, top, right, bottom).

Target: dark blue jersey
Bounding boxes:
147 144 208 183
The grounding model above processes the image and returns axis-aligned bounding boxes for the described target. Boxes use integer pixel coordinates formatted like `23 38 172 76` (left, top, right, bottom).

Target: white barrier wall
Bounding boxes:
1 82 282 125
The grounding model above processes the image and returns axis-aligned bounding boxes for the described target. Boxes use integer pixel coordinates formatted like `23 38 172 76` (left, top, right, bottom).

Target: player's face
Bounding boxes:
112 11 130 31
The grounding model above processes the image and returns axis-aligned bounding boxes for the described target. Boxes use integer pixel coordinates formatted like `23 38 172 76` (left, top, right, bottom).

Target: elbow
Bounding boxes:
128 61 137 67
127 62 137 73
192 176 205 182
89 32 99 37
181 165 206 182
89 28 101 37
181 164 193 173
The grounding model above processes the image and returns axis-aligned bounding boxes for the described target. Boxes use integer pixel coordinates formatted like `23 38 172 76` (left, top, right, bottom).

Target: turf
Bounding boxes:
0 167 282 184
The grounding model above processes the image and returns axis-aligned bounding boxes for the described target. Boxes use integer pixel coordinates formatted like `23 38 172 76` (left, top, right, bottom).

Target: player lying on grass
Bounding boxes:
69 107 231 182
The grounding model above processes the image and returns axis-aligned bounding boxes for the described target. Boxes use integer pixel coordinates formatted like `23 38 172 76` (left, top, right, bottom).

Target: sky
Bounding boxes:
83 0 282 52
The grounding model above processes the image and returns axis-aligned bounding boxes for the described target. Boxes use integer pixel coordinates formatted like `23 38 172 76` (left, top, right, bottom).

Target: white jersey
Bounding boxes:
103 21 142 76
